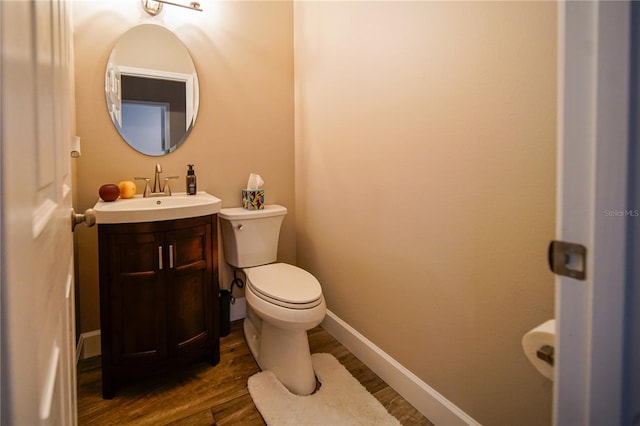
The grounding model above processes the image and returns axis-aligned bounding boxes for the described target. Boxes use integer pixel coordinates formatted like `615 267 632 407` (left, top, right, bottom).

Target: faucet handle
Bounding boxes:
134 177 151 197
163 176 179 195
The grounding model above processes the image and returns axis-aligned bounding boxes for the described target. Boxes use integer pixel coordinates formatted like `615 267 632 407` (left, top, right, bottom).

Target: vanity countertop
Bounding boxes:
93 191 222 224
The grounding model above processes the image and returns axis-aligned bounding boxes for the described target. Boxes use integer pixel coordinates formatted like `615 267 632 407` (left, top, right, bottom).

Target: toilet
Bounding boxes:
218 204 326 395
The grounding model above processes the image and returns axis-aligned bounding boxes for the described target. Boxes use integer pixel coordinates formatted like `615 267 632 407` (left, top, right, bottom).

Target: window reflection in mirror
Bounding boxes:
105 24 199 156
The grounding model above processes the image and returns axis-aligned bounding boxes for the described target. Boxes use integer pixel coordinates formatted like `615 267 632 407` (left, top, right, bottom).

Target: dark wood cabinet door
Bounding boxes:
108 231 167 367
165 222 215 362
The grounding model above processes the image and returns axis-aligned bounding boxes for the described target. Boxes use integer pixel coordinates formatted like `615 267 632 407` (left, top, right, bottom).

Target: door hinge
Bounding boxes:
548 240 587 280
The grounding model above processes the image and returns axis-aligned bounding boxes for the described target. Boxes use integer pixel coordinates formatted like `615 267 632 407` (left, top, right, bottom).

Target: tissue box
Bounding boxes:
242 189 264 210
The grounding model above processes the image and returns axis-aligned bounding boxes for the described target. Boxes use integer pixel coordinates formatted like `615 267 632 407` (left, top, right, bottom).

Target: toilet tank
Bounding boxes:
218 204 287 268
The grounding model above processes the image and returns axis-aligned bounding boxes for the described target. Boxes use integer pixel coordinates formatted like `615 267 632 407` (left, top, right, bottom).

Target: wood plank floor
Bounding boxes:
77 320 433 425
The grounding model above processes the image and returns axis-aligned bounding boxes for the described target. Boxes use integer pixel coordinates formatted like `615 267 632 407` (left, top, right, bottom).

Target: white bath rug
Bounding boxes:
247 353 401 425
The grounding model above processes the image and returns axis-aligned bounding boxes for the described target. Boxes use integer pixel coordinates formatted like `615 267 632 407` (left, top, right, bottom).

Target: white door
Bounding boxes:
555 1 631 424
1 0 77 424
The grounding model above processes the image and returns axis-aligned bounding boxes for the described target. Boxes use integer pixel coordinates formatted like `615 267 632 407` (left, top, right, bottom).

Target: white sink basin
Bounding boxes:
93 191 222 224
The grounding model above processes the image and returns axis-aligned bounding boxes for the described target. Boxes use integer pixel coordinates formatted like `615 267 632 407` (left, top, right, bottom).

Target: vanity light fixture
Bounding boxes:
141 0 202 16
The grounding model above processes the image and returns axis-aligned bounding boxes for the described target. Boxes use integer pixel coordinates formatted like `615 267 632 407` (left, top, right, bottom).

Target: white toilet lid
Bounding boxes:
244 263 322 306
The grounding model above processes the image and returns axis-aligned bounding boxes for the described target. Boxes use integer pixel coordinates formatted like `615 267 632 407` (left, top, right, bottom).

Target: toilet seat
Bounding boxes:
244 263 323 310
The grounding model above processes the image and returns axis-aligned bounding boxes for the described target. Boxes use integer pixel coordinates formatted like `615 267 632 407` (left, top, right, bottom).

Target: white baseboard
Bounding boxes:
76 330 101 363
321 310 479 426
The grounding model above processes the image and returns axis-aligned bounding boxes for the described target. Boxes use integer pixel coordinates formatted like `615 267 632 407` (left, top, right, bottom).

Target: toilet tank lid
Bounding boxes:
219 204 287 220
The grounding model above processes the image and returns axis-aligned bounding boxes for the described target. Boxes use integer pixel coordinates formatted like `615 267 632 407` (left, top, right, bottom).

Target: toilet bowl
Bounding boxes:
243 263 326 395
218 206 326 395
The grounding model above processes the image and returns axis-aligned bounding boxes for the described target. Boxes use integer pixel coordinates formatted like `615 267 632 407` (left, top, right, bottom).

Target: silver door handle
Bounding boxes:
158 246 164 270
169 244 174 268
71 208 96 232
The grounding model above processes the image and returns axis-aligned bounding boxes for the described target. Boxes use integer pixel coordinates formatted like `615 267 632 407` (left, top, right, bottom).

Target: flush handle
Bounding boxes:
548 240 587 280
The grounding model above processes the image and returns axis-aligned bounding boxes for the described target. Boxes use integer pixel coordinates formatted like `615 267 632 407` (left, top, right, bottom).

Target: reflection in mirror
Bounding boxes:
105 24 199 156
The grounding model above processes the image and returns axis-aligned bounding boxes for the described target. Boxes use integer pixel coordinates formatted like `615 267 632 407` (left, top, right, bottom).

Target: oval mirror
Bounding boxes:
105 24 199 156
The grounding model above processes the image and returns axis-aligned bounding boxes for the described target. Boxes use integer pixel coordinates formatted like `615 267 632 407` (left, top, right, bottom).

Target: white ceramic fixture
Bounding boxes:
218 205 326 396
93 191 221 224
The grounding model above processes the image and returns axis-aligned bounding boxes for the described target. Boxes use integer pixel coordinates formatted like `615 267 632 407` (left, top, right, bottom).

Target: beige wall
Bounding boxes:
72 1 295 333
294 2 556 425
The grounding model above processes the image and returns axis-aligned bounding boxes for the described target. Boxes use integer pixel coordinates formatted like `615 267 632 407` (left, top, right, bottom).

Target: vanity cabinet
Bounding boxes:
98 215 219 399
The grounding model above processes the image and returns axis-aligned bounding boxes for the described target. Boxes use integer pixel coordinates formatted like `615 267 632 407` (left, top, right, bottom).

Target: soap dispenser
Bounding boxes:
186 164 197 195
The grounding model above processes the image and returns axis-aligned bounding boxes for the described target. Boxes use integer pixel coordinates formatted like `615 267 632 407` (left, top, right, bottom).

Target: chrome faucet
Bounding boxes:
134 164 179 197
